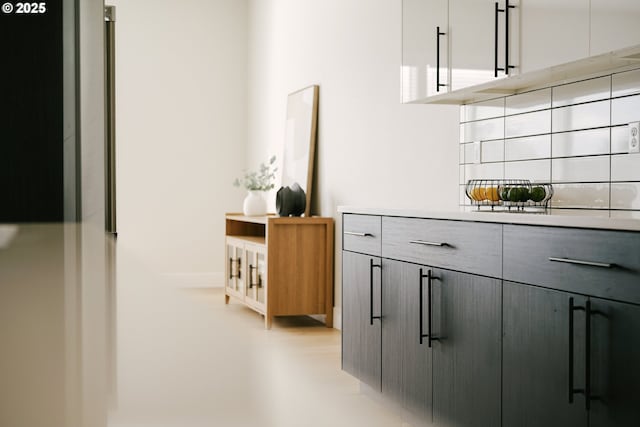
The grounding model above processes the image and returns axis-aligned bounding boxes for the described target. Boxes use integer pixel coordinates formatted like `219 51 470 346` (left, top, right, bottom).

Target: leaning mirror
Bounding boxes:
281 85 319 217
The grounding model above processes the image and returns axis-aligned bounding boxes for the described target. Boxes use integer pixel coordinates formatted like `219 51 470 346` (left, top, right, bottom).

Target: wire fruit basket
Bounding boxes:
465 179 553 212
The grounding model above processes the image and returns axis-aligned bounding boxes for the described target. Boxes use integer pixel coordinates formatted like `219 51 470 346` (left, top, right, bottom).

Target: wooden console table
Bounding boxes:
224 213 334 329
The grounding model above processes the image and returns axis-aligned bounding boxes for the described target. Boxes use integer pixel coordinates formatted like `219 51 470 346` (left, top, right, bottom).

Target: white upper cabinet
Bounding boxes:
401 0 449 103
449 0 520 92
520 0 589 73
590 0 640 56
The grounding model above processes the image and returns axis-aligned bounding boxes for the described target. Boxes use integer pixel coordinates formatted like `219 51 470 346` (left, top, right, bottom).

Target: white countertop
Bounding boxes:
337 206 640 232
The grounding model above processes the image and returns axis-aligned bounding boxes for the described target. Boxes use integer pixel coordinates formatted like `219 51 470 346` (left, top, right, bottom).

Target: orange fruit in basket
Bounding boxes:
471 187 486 201
485 187 499 202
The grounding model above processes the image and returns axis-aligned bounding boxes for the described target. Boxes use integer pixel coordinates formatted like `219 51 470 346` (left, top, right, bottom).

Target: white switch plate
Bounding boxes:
629 122 640 153
473 141 482 164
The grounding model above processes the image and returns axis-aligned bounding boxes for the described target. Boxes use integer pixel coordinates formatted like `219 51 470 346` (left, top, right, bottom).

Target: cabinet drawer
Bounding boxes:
343 214 381 256
382 217 502 278
504 225 640 304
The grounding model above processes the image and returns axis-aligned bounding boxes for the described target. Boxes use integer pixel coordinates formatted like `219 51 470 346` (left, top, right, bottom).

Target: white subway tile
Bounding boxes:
611 94 640 125
611 126 629 153
552 100 610 132
612 68 640 98
552 156 610 183
611 183 640 209
465 162 504 181
460 166 466 185
459 145 465 164
463 98 504 122
505 88 551 115
463 143 475 164
505 110 551 138
481 140 505 163
504 159 551 182
552 128 610 158
461 117 504 143
611 154 640 182
504 135 551 161
552 76 611 108
549 183 610 209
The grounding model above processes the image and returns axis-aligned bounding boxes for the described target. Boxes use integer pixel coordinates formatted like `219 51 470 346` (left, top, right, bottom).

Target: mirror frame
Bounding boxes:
281 85 319 217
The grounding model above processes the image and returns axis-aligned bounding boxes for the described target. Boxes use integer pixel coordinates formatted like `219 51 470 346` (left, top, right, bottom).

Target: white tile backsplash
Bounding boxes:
612 68 640 98
611 183 640 210
461 117 504 143
552 100 610 133
611 126 629 154
504 135 551 161
611 94 640 126
460 70 640 214
504 159 551 182
481 140 505 163
552 128 610 158
550 183 610 209
611 154 640 181
465 162 504 180
505 110 551 138
552 156 610 183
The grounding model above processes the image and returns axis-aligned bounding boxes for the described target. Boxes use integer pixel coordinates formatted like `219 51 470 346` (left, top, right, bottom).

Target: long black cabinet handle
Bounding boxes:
569 297 584 404
505 0 515 75
569 297 592 410
549 257 613 269
494 2 503 77
370 259 381 325
419 268 429 344
585 300 592 411
436 26 446 92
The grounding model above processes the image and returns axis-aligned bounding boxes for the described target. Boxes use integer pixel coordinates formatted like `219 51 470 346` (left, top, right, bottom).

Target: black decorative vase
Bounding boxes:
276 182 306 217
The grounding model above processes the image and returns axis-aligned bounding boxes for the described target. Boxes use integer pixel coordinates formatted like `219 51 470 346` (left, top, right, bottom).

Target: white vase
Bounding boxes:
243 190 267 216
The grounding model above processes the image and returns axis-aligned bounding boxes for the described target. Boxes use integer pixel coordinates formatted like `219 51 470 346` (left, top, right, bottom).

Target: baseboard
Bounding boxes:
162 272 224 288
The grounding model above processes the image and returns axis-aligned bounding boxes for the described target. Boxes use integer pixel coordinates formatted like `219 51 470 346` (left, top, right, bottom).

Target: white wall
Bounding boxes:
247 0 460 325
112 0 248 284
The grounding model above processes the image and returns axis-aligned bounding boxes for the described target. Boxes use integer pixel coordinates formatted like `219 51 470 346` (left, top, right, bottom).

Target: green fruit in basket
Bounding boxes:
530 186 546 202
519 188 530 202
508 187 522 202
500 187 511 201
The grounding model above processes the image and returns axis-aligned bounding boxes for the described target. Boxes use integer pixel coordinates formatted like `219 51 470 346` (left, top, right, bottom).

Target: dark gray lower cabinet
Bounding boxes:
382 260 432 423
590 298 640 427
342 251 381 390
503 282 640 427
503 281 588 427
432 268 501 427
381 259 501 427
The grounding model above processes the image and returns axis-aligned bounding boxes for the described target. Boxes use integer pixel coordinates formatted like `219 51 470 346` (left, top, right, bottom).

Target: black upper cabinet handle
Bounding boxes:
436 26 446 92
505 0 515 75
495 1 515 77
494 2 502 77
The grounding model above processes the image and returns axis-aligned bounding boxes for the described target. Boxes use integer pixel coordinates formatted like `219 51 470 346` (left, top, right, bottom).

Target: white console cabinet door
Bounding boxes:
401 0 449 102
591 0 640 56
450 0 519 91
520 0 589 73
